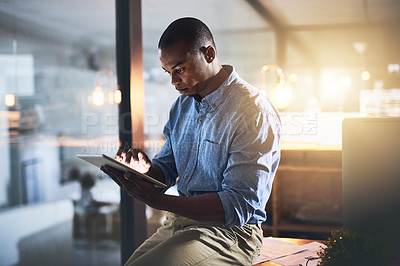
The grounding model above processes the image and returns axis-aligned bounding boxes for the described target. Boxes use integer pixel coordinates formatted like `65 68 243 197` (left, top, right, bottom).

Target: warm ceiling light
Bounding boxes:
260 65 284 96
388 64 400 73
361 71 370 81
114 90 121 104
273 87 293 110
353 42 367 55
342 77 352 87
92 87 104 106
5 94 16 107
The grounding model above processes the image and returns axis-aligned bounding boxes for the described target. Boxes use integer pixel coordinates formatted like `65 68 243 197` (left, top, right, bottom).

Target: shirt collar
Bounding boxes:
201 65 237 110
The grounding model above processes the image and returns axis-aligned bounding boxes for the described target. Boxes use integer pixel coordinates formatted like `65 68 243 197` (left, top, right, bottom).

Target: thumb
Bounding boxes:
124 171 133 179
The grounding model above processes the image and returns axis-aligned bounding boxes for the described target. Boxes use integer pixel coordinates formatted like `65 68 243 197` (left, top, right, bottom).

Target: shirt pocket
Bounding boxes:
198 139 227 185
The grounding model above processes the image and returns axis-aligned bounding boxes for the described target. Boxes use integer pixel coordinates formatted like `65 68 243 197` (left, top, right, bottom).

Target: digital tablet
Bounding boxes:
76 154 167 188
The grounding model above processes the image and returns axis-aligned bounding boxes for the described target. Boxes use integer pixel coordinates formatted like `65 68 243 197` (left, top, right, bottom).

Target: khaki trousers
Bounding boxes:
125 212 263 266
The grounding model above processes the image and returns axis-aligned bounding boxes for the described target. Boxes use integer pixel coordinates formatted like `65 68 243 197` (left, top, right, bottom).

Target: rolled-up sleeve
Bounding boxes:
217 110 280 227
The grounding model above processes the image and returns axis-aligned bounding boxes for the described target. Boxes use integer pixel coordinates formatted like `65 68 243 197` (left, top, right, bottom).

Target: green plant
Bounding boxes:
317 228 390 266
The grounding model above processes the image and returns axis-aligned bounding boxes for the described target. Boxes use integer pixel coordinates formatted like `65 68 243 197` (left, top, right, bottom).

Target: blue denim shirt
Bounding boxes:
152 65 281 227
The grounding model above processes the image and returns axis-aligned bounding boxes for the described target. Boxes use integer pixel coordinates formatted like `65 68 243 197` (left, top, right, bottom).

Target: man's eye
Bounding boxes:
175 68 184 74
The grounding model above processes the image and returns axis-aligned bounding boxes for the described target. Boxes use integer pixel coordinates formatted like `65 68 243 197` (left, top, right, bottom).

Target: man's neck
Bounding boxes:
197 66 229 99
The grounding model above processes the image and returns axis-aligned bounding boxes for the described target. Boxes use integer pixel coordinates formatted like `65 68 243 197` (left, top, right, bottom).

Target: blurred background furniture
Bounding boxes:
263 144 342 240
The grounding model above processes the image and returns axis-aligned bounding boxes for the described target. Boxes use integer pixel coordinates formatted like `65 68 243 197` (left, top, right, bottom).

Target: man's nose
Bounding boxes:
171 72 180 85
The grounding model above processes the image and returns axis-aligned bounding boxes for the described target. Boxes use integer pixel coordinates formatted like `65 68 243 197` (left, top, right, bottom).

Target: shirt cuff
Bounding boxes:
217 191 242 227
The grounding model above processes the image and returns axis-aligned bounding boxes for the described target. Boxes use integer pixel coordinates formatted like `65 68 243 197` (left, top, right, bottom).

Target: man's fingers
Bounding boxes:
140 151 151 164
129 148 151 163
101 165 126 187
121 148 151 166
125 151 133 163
101 166 120 186
130 148 140 161
101 164 158 204
102 166 138 186
116 148 124 157
124 171 133 180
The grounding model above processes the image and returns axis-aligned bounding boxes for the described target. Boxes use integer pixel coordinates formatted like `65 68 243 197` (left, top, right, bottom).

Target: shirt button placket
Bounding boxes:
195 114 202 152
182 111 203 193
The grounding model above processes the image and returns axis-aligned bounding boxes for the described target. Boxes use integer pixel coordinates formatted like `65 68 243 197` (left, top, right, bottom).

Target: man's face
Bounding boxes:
159 41 211 97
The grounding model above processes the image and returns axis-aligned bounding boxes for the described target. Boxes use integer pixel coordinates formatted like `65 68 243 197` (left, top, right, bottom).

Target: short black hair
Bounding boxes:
158 17 216 54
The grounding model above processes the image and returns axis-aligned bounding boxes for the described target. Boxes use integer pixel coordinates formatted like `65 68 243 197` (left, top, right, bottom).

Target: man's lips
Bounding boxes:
176 87 188 94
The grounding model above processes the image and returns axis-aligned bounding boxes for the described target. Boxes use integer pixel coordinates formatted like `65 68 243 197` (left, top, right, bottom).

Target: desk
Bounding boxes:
253 238 322 266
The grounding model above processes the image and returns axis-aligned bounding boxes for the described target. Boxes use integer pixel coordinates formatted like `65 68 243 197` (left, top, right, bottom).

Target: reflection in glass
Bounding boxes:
0 1 120 265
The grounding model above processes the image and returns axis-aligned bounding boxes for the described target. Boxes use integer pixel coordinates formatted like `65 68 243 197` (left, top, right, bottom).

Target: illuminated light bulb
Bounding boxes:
361 71 370 81
342 77 352 87
388 64 400 73
5 94 16 107
261 65 281 72
92 87 104 106
353 42 366 55
273 87 293 110
114 90 122 104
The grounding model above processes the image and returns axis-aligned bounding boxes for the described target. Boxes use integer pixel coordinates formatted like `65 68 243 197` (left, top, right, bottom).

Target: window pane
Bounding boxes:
0 1 120 265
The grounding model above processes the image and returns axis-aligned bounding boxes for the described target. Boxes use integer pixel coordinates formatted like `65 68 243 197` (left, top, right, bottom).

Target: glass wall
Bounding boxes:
0 1 120 265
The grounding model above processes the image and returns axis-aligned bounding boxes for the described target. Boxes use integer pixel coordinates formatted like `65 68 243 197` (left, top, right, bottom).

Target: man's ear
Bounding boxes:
201 46 216 63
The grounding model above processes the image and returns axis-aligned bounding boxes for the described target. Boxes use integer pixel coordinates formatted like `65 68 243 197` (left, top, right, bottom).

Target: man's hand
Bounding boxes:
100 165 163 208
101 165 225 224
115 148 151 174
106 149 225 224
